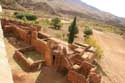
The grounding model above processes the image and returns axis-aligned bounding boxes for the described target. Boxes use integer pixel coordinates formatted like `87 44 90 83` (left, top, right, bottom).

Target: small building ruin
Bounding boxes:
1 18 101 83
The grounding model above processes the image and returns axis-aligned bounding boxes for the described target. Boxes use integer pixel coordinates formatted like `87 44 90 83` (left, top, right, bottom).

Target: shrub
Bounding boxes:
84 26 93 36
22 16 27 22
84 36 104 59
68 17 79 44
51 17 61 30
15 13 24 19
25 14 37 21
14 12 18 15
38 19 50 27
55 31 63 39
14 12 37 21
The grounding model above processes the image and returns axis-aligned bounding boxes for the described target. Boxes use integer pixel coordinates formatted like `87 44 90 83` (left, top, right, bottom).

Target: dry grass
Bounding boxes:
84 36 104 59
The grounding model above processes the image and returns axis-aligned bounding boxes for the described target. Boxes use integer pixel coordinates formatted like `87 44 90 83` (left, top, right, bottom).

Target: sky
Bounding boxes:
81 0 125 17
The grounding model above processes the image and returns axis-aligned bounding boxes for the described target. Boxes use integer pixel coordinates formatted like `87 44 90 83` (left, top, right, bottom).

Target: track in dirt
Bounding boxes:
93 30 125 83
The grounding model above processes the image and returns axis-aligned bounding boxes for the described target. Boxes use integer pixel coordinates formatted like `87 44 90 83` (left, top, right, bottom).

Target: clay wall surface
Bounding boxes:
2 20 31 44
1 19 41 31
14 50 32 70
14 50 43 71
68 70 87 83
14 26 31 43
31 31 52 66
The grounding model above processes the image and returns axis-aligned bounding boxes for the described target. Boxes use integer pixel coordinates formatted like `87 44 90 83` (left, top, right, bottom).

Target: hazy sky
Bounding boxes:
81 0 125 17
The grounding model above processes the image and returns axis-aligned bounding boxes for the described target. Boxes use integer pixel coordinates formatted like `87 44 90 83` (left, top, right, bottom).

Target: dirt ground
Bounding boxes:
36 67 70 83
93 30 125 83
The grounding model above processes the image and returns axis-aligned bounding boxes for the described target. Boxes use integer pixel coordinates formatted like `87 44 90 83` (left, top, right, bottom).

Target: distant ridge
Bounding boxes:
0 0 125 28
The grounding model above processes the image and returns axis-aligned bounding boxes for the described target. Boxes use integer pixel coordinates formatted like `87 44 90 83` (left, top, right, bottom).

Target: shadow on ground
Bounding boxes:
36 67 71 83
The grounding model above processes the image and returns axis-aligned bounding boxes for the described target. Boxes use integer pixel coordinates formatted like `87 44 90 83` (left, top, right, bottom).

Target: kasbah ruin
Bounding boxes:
1 18 101 83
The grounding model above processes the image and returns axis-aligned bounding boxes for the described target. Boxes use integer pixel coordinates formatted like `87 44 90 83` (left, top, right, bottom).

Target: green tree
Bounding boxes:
84 26 93 36
51 17 61 30
68 17 79 44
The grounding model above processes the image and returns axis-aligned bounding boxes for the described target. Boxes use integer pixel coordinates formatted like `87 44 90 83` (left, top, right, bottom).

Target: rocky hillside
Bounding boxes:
1 0 125 28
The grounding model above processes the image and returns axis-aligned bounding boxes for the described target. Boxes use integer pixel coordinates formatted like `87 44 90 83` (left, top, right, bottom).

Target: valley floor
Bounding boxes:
93 30 125 83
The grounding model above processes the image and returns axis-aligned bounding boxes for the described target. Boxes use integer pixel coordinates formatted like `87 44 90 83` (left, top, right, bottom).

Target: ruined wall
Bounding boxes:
68 70 87 83
14 50 32 70
14 26 31 44
1 19 41 31
79 61 94 78
1 19 31 44
14 50 43 71
1 19 101 83
67 61 101 83
1 19 52 66
31 31 52 66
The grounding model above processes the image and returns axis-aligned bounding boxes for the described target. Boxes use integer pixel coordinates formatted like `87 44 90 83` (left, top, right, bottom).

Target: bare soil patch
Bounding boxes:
93 30 125 83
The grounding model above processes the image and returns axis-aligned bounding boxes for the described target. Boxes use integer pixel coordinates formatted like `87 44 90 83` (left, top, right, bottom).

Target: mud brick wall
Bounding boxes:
17 27 31 44
14 26 31 44
14 50 32 70
79 61 94 78
68 70 87 83
14 50 44 71
11 25 31 44
88 69 101 83
61 56 73 70
31 31 52 66
1 19 41 31
30 60 43 71
1 20 31 44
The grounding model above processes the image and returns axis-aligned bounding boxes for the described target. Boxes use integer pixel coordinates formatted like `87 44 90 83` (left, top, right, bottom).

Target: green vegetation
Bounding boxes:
79 20 124 35
14 12 37 21
83 24 103 59
84 36 104 59
68 17 79 44
92 24 124 35
51 17 62 30
84 26 93 36
55 31 63 39
54 31 68 41
13 12 50 28
37 19 50 27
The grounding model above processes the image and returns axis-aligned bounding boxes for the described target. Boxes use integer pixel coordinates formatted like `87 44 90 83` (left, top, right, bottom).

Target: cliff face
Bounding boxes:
0 0 125 28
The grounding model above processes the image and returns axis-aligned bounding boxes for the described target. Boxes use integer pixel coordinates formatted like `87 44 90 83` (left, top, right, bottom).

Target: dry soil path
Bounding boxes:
93 30 125 83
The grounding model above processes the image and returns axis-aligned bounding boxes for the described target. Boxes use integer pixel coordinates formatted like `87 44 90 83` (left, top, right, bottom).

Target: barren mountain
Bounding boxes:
1 0 125 28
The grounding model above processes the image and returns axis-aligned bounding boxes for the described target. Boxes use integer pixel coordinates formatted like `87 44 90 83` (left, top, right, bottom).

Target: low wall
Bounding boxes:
68 70 87 83
14 50 43 71
14 26 31 44
2 22 31 44
1 19 41 31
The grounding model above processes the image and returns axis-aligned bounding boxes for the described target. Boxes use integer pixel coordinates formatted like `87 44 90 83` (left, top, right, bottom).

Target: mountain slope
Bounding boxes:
0 0 24 10
47 0 125 28
1 0 125 28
